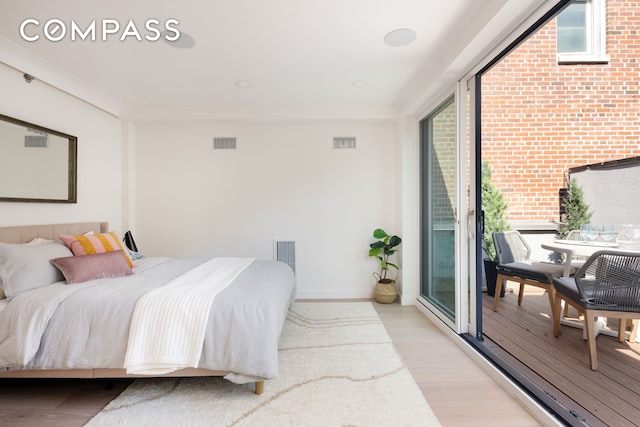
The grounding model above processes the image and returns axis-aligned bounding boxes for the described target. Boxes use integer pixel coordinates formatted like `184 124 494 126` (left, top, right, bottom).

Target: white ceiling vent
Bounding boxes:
213 137 237 149
333 137 356 149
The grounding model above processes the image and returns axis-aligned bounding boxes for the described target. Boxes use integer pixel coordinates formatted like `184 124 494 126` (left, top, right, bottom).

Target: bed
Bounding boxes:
0 222 296 395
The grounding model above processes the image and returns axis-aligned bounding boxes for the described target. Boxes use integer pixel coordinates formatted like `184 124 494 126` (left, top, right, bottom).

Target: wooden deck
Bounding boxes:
482 283 640 427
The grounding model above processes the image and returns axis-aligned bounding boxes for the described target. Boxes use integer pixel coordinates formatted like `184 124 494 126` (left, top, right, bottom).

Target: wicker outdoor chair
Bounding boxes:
552 250 640 370
492 231 574 316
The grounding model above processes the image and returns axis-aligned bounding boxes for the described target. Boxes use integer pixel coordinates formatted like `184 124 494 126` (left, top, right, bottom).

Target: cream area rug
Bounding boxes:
86 302 440 426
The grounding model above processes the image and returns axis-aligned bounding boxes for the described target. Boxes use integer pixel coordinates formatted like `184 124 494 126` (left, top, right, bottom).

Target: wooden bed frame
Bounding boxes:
0 222 264 395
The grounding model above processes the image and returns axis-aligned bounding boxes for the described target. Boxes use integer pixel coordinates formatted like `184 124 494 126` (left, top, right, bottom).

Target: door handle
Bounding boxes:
468 209 477 239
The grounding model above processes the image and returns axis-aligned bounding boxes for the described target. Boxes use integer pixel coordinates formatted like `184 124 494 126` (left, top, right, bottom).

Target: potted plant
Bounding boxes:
481 161 510 297
369 228 402 303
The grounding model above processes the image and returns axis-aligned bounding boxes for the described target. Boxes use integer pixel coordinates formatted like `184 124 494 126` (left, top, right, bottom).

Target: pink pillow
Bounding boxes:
50 250 133 284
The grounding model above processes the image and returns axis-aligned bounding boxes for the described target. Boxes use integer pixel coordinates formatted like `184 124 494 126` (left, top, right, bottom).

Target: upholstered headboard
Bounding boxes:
0 222 108 244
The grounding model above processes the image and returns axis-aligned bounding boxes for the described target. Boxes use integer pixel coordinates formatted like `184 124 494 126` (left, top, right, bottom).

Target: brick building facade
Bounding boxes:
481 0 639 226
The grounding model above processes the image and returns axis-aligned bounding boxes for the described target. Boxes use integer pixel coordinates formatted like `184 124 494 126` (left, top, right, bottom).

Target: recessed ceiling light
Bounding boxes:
384 28 417 47
352 80 368 88
235 80 253 88
162 31 196 49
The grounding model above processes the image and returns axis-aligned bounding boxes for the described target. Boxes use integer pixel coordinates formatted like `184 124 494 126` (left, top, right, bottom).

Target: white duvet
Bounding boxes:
0 257 296 383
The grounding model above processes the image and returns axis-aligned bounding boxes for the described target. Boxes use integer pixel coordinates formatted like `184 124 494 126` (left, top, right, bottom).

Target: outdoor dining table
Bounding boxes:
541 239 623 277
541 239 640 342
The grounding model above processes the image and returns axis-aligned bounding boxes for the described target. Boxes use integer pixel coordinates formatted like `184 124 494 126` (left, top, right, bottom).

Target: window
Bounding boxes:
556 0 608 63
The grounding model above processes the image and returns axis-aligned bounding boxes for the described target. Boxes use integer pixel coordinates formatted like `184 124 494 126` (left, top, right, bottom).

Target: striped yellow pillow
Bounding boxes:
60 231 133 267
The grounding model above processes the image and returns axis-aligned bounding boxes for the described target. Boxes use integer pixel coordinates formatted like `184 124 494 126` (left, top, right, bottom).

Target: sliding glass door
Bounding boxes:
419 88 473 332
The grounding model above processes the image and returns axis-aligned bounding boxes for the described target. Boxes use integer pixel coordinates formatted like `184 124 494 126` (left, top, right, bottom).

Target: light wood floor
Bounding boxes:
0 378 131 426
372 302 542 427
0 300 541 427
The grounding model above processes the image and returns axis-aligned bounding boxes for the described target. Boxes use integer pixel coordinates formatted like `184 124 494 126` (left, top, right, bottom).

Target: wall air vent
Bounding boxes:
333 137 356 149
25 135 48 148
213 137 237 149
274 239 296 274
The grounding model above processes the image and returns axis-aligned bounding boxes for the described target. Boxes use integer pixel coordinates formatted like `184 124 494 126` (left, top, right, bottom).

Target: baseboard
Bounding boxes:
295 289 374 300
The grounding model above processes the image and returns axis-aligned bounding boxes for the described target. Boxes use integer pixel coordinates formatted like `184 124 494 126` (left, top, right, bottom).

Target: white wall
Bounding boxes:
0 63 124 232
132 120 399 299
0 58 402 300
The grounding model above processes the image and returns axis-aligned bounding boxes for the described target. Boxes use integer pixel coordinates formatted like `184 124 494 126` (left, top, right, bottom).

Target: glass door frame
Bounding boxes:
417 82 473 335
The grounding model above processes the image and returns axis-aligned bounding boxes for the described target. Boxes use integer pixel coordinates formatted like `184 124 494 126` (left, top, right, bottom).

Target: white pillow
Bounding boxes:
27 237 55 245
0 242 72 300
0 237 56 297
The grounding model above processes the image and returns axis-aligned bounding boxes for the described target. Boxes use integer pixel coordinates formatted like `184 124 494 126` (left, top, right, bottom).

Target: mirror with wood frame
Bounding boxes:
0 113 77 203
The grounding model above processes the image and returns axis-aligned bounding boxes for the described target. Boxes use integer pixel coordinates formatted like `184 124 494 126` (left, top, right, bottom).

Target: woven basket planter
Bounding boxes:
374 280 397 304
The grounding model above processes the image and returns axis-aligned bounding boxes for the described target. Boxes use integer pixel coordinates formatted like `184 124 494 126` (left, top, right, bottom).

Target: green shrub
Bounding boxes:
482 161 510 261
556 178 592 239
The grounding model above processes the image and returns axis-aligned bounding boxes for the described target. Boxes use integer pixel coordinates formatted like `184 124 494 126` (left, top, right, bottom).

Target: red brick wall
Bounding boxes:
432 101 457 222
481 0 640 223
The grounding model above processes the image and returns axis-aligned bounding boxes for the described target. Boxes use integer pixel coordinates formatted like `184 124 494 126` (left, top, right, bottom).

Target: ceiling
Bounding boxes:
0 0 549 119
